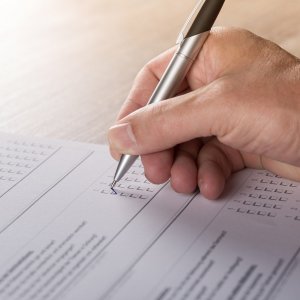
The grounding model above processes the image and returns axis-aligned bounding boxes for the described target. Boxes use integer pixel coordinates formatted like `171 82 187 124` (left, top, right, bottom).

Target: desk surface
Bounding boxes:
1 0 300 144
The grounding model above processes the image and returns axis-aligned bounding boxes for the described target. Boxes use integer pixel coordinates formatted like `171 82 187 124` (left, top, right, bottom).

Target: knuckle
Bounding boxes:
205 78 239 137
148 102 168 136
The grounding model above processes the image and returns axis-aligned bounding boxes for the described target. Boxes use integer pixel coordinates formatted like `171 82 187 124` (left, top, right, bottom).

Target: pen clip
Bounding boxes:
176 0 206 44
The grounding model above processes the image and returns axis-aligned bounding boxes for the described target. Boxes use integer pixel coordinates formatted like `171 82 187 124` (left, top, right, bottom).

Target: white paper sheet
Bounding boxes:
0 132 299 300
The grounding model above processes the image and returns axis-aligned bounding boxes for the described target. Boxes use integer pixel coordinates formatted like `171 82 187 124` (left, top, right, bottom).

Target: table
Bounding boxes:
0 0 299 144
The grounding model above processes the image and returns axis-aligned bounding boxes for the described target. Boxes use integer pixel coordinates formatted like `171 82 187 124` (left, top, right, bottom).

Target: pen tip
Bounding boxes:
111 180 117 189
110 180 117 195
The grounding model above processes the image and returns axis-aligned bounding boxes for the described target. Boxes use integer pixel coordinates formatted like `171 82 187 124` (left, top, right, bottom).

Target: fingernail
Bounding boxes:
109 123 137 153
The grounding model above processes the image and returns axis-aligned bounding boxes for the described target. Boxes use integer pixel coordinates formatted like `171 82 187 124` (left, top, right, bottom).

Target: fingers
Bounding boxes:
141 139 202 194
108 79 232 156
197 140 300 200
141 149 174 185
170 139 202 194
197 139 245 200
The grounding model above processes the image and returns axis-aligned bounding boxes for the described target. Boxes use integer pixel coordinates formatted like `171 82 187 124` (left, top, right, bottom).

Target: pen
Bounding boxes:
111 0 225 190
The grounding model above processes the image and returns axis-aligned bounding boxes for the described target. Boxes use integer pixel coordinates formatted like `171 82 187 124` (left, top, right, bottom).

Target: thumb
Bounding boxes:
108 80 232 155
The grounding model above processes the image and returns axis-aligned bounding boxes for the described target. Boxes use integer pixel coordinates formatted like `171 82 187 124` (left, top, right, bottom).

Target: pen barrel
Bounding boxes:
114 154 138 182
148 31 209 105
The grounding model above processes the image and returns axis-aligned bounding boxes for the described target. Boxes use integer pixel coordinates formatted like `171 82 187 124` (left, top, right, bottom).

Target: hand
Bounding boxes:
108 27 300 199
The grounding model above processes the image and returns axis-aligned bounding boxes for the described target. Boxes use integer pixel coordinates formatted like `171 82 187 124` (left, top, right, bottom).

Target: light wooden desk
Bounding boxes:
0 0 299 144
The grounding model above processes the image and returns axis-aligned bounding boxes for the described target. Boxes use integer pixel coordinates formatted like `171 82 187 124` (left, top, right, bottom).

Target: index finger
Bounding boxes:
117 47 188 120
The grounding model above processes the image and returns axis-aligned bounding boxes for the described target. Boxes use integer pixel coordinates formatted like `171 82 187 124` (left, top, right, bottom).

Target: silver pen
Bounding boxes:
111 0 225 190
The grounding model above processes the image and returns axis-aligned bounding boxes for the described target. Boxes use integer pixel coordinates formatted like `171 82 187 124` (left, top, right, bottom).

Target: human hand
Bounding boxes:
108 27 300 199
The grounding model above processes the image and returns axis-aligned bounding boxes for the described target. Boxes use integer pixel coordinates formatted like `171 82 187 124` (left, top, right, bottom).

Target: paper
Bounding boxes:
0 132 300 300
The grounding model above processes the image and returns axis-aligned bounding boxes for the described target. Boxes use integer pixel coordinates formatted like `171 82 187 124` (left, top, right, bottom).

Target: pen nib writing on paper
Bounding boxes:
110 180 117 195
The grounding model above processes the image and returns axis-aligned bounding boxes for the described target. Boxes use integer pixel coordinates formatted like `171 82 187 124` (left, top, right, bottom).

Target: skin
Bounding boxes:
108 27 300 200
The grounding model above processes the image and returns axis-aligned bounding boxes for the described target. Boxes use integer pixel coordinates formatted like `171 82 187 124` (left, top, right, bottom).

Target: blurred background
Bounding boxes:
0 0 299 143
